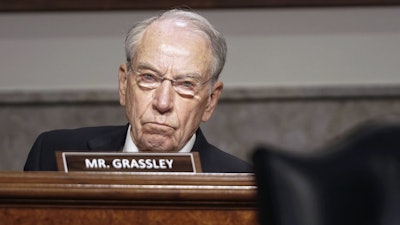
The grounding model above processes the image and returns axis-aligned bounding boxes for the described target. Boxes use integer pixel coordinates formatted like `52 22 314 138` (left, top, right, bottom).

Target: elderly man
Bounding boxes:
24 9 252 173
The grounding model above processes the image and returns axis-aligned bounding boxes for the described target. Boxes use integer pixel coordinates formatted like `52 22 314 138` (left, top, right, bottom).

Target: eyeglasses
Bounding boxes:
131 68 212 97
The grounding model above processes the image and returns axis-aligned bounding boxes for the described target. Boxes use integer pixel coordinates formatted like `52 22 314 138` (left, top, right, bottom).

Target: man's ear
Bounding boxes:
118 64 128 106
202 80 223 122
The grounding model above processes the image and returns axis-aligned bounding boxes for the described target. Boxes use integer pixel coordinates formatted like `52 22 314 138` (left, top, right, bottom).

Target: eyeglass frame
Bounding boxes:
127 64 214 97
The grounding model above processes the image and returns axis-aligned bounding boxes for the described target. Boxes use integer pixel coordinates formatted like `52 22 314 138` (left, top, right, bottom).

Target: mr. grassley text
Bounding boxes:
85 158 174 169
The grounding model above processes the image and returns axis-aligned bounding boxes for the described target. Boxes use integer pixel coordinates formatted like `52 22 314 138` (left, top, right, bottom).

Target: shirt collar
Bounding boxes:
123 124 195 153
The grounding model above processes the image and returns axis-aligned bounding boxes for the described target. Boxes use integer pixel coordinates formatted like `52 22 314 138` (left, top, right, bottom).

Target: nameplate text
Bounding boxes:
56 152 202 173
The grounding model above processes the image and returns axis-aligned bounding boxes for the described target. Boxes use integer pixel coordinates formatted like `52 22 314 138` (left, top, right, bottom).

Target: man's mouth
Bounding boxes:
143 122 176 134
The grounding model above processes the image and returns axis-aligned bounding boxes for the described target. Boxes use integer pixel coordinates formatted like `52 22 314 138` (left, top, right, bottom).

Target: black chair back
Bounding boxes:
253 122 400 225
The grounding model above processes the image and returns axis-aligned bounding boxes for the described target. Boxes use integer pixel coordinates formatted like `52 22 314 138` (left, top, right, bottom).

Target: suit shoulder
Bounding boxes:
36 125 127 146
40 125 126 138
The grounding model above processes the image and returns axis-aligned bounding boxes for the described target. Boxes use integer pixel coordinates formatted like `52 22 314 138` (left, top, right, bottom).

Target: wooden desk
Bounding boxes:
0 172 258 225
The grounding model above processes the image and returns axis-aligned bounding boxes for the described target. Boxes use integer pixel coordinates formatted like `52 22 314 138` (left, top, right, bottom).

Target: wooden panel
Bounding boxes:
2 208 256 225
0 172 258 225
1 0 400 12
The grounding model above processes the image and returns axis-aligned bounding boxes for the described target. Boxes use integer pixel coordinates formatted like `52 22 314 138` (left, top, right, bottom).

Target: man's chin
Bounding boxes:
138 135 178 152
139 148 177 153
139 145 179 153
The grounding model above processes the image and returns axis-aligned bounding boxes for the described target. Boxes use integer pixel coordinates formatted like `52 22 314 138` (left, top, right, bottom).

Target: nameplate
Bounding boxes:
56 152 202 173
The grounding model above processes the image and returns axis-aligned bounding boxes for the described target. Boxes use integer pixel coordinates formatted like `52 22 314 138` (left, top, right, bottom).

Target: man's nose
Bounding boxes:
153 80 174 113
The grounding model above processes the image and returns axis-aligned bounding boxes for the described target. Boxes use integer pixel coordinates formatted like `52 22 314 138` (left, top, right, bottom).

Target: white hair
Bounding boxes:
124 9 227 82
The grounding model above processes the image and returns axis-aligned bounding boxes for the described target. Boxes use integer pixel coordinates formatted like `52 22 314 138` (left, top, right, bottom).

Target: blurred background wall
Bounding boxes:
1 5 400 170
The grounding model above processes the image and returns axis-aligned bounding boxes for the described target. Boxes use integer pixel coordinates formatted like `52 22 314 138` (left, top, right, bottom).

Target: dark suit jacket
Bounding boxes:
24 125 252 173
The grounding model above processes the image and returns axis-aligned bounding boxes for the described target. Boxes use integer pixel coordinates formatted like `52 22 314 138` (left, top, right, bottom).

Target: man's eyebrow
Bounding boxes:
137 63 159 72
137 62 203 79
175 73 203 80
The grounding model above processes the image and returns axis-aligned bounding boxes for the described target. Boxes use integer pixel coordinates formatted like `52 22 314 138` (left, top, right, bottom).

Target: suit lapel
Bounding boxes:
193 128 209 152
193 128 220 172
87 125 128 152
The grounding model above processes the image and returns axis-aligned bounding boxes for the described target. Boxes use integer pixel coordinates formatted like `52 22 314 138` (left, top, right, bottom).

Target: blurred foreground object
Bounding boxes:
253 121 400 225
